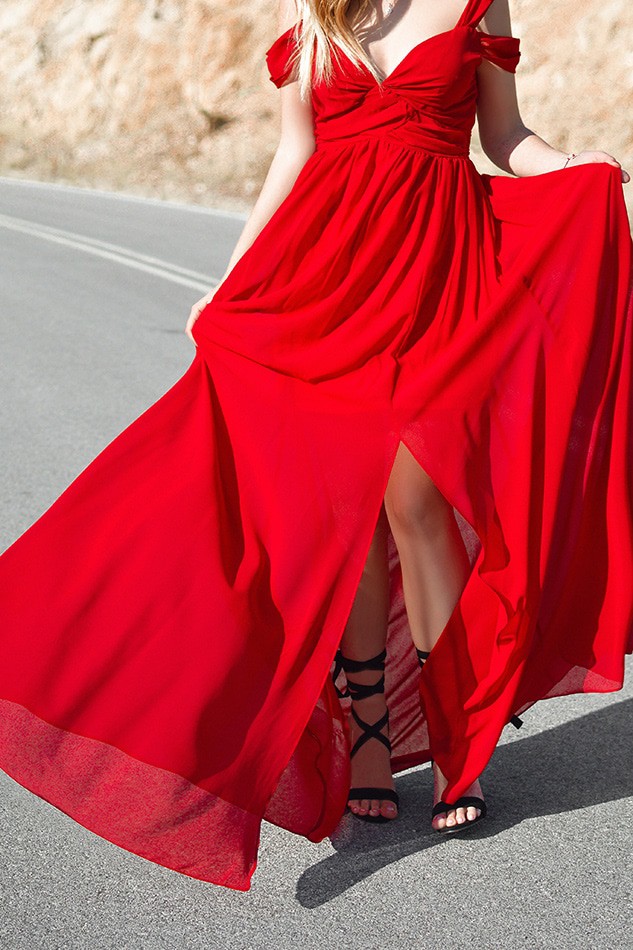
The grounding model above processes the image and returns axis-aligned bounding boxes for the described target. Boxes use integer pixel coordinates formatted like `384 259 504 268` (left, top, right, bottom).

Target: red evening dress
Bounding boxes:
0 0 631 891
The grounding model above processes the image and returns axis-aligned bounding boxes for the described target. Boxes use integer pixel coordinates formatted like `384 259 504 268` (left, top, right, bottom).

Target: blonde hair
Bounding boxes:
288 1 384 99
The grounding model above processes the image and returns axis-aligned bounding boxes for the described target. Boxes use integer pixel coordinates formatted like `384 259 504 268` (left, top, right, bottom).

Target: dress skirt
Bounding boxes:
0 1 631 888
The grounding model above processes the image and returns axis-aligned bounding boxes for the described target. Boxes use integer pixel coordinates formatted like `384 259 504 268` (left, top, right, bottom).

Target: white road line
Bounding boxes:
0 213 219 292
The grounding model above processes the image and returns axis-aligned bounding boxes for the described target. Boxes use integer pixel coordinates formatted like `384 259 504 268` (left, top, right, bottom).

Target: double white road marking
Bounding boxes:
0 213 219 292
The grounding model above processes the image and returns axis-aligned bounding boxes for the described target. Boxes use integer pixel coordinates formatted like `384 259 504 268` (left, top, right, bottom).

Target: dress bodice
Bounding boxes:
265 1 520 157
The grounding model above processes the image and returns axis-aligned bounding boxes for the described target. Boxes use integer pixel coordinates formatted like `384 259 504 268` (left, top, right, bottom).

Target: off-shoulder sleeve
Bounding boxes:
477 31 521 72
265 25 300 88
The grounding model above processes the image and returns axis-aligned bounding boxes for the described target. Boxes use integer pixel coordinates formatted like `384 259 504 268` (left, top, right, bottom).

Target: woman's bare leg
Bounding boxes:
339 504 396 820
383 441 479 830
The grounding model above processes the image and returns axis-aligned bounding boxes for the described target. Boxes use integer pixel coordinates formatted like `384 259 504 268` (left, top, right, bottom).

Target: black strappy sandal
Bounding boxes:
334 647 399 824
430 771 487 834
416 646 491 834
431 795 487 833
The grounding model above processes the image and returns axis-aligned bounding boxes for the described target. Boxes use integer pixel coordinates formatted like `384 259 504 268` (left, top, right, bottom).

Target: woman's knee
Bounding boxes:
383 462 451 537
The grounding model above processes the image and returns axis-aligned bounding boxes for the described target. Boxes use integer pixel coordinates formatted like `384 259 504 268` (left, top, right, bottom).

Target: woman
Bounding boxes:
188 0 632 832
0 0 631 891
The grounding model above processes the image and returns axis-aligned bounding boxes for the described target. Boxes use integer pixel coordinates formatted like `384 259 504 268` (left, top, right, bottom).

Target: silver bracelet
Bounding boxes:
563 151 578 169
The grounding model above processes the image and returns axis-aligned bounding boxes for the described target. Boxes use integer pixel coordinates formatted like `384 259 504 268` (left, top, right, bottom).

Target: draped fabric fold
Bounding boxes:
477 32 521 71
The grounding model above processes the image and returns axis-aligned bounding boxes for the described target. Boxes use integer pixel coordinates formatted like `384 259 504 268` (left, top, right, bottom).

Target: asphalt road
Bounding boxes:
0 178 631 950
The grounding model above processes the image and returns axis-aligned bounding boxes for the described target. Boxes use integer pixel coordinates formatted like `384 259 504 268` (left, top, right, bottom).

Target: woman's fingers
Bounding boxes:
185 312 199 345
596 151 620 166
568 151 630 184
570 150 615 166
185 287 220 345
185 304 204 344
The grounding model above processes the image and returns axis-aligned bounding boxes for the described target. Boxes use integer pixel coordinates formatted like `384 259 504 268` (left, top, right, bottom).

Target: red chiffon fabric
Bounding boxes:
0 0 631 891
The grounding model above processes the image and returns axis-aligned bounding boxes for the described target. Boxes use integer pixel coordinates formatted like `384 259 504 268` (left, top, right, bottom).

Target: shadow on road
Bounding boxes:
296 696 633 907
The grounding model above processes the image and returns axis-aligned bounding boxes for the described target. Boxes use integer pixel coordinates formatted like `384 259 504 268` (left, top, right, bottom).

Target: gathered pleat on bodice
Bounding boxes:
266 9 521 156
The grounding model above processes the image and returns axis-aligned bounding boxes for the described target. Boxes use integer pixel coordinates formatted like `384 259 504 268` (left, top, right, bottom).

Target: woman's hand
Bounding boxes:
566 150 630 184
185 285 222 345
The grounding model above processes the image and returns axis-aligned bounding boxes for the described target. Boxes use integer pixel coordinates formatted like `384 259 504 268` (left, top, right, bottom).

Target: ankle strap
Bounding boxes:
345 673 385 701
338 647 386 674
333 648 387 702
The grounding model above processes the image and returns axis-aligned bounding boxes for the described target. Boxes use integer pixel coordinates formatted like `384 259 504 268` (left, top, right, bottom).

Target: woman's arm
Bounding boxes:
475 0 630 182
219 0 315 278
186 0 315 343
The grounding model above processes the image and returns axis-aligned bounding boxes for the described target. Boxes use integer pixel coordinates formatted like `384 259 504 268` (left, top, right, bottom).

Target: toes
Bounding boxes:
348 798 369 815
381 800 398 820
443 806 482 827
349 797 398 819
369 798 381 816
434 806 483 828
